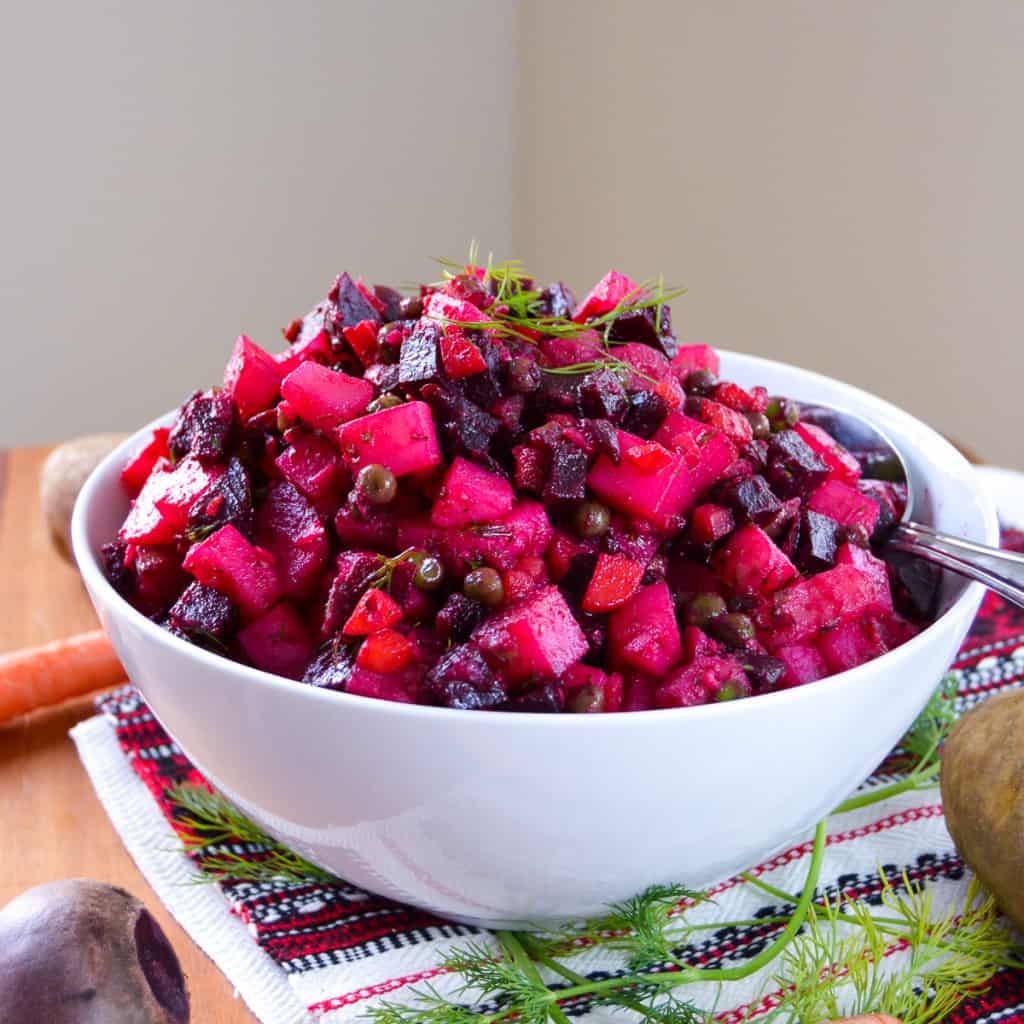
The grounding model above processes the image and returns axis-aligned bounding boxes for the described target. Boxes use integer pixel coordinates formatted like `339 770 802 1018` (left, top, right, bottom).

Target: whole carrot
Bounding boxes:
0 631 125 723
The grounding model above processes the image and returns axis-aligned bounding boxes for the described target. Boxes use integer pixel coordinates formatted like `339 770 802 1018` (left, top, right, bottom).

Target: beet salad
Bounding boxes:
103 259 934 712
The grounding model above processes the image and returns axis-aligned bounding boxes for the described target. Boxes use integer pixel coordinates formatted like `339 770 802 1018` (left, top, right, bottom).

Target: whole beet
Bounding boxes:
0 879 189 1023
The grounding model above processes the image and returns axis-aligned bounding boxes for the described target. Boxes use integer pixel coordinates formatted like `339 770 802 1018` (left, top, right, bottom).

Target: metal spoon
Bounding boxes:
799 402 1024 609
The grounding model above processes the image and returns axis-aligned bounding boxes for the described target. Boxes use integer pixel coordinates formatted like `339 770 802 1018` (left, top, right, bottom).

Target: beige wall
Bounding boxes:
0 1 518 445
3 2 1021 469
517 1 1023 468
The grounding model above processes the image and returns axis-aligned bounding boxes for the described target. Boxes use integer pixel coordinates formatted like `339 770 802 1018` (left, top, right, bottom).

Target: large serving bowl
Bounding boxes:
72 352 997 927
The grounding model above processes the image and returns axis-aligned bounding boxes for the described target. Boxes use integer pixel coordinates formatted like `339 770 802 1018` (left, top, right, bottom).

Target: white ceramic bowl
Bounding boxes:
72 352 997 928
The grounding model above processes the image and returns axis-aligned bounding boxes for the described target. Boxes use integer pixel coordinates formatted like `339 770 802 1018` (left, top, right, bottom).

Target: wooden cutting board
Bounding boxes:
0 447 254 1023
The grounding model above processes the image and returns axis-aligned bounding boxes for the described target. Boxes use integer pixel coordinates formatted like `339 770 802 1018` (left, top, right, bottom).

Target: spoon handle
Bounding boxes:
889 522 1024 609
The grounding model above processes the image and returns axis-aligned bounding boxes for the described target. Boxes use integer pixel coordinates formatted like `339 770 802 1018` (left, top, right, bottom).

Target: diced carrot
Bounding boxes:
342 588 403 636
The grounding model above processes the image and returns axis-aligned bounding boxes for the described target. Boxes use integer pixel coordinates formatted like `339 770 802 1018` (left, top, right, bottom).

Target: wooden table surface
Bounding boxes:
0 447 254 1023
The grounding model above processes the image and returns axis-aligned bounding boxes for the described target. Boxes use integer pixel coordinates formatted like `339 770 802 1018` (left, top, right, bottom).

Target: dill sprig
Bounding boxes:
428 245 686 350
366 547 422 593
166 783 336 885
541 358 659 387
763 876 1022 1024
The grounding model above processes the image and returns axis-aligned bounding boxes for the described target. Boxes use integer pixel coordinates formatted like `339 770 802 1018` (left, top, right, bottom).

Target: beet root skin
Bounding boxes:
0 878 189 1024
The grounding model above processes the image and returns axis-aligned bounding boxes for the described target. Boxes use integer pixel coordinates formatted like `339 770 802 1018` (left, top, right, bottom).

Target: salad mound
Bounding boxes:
103 260 934 712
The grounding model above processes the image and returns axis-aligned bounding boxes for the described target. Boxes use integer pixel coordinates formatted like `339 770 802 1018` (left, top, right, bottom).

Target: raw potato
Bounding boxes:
941 688 1024 929
40 433 127 559
0 878 189 1023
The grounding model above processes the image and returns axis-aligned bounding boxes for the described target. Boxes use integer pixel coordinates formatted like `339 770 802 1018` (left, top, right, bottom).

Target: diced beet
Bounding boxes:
693 399 753 446
622 389 669 438
120 456 224 545
333 271 381 329
187 457 252 540
342 587 402 636
796 509 839 572
129 546 188 618
886 552 940 622
223 335 282 421
102 541 133 597
341 319 380 366
580 369 628 422
807 479 880 534
690 503 735 545
274 328 333 377
582 554 645 614
714 474 782 526
339 401 442 478
667 559 721 602
183 525 280 621
473 586 588 685
347 663 423 704
621 674 657 711
817 618 887 674
743 653 787 693
238 602 313 680
670 344 720 380
543 442 589 502
513 444 546 495
588 430 694 531
573 270 644 323
423 289 492 329
431 389 502 457
333 502 398 550
436 593 485 644
765 430 830 499
711 382 768 415
794 422 862 487
254 481 329 602
681 625 722 661
770 564 888 644
545 529 598 584
398 319 444 387
872 613 922 649
426 644 506 709
169 581 237 643
712 525 798 595
602 520 662 566
658 411 717 448
775 643 829 688
431 457 515 527
373 284 404 321
303 637 356 691
656 655 748 707
388 560 434 623
167 390 239 464
857 479 906 540
276 429 347 508
280 362 373 431
608 581 682 676
540 332 605 368
120 428 171 497
835 542 894 617
500 682 566 713
538 281 576 318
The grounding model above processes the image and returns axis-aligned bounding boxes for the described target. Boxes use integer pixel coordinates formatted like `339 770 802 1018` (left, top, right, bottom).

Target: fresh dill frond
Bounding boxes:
768 875 1020 1024
902 672 959 761
166 783 336 885
541 358 659 386
597 883 706 971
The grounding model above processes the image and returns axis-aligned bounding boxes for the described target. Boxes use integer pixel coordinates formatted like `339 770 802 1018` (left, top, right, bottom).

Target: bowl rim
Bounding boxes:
72 349 998 729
